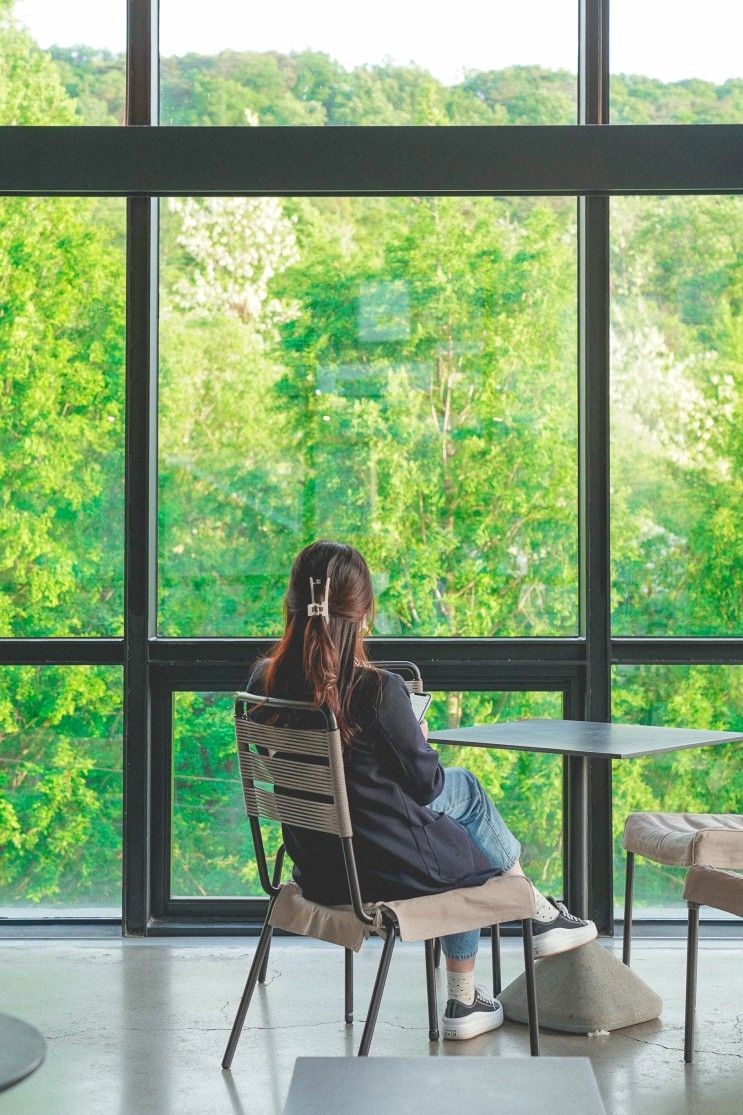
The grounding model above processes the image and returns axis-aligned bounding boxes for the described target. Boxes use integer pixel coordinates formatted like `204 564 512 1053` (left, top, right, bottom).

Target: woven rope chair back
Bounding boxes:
234 692 352 839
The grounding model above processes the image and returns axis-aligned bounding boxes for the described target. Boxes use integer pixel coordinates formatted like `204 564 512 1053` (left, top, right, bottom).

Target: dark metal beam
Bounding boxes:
612 639 743 666
577 0 614 934
0 640 123 665
127 0 159 129
148 637 587 667
2 636 737 670
123 0 158 937
2 125 743 197
123 198 158 936
580 0 609 126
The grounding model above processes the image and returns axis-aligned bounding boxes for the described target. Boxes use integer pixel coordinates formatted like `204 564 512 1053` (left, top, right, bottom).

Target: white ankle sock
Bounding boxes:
447 969 476 1005
531 884 558 923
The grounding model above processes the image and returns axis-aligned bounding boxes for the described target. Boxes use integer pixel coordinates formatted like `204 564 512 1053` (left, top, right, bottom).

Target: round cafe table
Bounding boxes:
0 1013 46 1093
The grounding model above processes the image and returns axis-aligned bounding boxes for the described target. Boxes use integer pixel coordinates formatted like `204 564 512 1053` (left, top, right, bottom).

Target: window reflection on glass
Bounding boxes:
612 665 743 917
158 195 578 638
170 688 563 899
0 666 123 915
610 196 742 637
611 0 743 123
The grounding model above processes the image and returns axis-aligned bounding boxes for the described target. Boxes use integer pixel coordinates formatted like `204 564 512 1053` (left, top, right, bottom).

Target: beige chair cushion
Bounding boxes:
269 876 536 952
622 813 743 868
684 865 743 919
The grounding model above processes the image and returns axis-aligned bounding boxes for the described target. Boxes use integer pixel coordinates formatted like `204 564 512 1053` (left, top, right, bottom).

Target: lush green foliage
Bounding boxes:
0 7 740 911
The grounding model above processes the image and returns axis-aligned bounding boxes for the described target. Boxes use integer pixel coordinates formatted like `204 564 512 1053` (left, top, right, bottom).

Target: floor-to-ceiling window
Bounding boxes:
1 0 740 932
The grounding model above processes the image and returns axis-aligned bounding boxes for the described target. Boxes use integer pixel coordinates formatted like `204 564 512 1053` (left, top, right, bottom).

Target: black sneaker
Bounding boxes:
442 985 504 1041
532 897 597 958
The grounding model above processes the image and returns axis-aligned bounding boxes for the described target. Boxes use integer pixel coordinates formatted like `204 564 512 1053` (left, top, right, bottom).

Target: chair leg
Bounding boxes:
491 924 502 998
222 913 275 1069
434 937 442 970
257 929 273 984
345 948 354 1024
357 925 396 1057
623 851 634 967
424 939 440 1042
521 918 540 1057
684 902 700 1064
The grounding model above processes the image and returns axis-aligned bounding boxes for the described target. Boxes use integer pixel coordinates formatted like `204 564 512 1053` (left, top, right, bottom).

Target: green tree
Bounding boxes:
1 5 125 907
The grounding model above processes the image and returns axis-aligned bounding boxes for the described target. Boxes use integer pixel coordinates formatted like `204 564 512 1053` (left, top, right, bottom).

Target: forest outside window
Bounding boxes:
158 0 578 126
610 196 742 638
611 0 743 123
0 196 125 638
157 195 578 638
0 666 123 916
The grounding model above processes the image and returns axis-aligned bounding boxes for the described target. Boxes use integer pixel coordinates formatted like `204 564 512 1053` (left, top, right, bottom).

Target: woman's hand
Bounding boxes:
419 719 429 740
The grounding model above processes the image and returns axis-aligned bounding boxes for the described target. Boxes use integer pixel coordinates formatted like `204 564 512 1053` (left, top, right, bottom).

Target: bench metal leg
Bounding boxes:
424 939 439 1042
492 924 502 998
222 907 276 1069
684 902 700 1064
357 926 396 1057
522 918 540 1057
434 937 441 970
345 948 354 1023
623 852 634 967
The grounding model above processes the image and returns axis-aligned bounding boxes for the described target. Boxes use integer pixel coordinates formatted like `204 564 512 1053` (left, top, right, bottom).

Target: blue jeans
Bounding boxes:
428 768 521 961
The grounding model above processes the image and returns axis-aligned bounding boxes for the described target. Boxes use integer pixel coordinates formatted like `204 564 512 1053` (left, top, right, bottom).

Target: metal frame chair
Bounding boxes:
682 865 743 1064
252 660 422 985
622 813 743 967
221 690 540 1065
373 660 424 693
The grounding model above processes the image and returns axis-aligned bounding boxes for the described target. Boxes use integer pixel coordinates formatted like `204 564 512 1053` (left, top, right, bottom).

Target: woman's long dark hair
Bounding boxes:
263 541 380 746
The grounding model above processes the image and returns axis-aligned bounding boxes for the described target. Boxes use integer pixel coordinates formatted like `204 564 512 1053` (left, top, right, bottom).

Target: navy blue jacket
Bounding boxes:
247 664 498 905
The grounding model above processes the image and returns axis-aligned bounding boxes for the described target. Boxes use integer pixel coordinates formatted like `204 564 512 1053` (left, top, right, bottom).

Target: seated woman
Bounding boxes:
249 540 596 1041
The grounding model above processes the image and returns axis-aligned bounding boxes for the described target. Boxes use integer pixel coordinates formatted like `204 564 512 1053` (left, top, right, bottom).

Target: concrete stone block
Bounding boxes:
500 942 663 1034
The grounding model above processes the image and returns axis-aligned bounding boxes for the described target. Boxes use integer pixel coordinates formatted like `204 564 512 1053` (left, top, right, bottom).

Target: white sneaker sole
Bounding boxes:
442 1001 504 1041
533 921 598 959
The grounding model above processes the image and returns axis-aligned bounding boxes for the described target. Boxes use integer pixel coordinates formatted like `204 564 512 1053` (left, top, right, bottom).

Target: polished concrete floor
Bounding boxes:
1 935 741 1115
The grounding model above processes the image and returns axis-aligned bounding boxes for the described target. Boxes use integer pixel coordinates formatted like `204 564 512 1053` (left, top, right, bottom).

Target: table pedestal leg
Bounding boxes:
564 755 589 920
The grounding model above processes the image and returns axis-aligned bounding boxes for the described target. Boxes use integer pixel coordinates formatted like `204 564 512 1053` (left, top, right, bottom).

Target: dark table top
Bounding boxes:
284 1057 606 1115
0 1014 45 1093
428 718 743 760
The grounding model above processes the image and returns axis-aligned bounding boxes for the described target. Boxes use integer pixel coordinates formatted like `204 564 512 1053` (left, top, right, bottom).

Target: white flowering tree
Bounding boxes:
166 195 298 338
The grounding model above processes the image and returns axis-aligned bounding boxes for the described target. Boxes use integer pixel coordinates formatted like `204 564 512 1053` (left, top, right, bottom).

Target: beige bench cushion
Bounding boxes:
622 813 743 868
684 865 743 918
269 876 536 952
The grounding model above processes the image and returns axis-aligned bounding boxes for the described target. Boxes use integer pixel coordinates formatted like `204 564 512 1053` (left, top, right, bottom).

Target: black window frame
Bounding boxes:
0 0 741 936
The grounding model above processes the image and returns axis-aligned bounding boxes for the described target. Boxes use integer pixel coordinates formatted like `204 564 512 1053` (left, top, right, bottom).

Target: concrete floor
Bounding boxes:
1 936 741 1115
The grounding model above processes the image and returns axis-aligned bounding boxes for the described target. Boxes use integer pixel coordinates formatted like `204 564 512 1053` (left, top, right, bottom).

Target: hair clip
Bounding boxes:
307 576 330 620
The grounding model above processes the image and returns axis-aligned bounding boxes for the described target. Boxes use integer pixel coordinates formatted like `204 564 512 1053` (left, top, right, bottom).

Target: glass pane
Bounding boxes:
160 1 577 125
171 687 562 899
611 0 743 123
5 2 125 124
0 666 123 915
159 195 578 637
611 196 742 637
0 197 125 636
612 665 743 918
431 690 564 895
